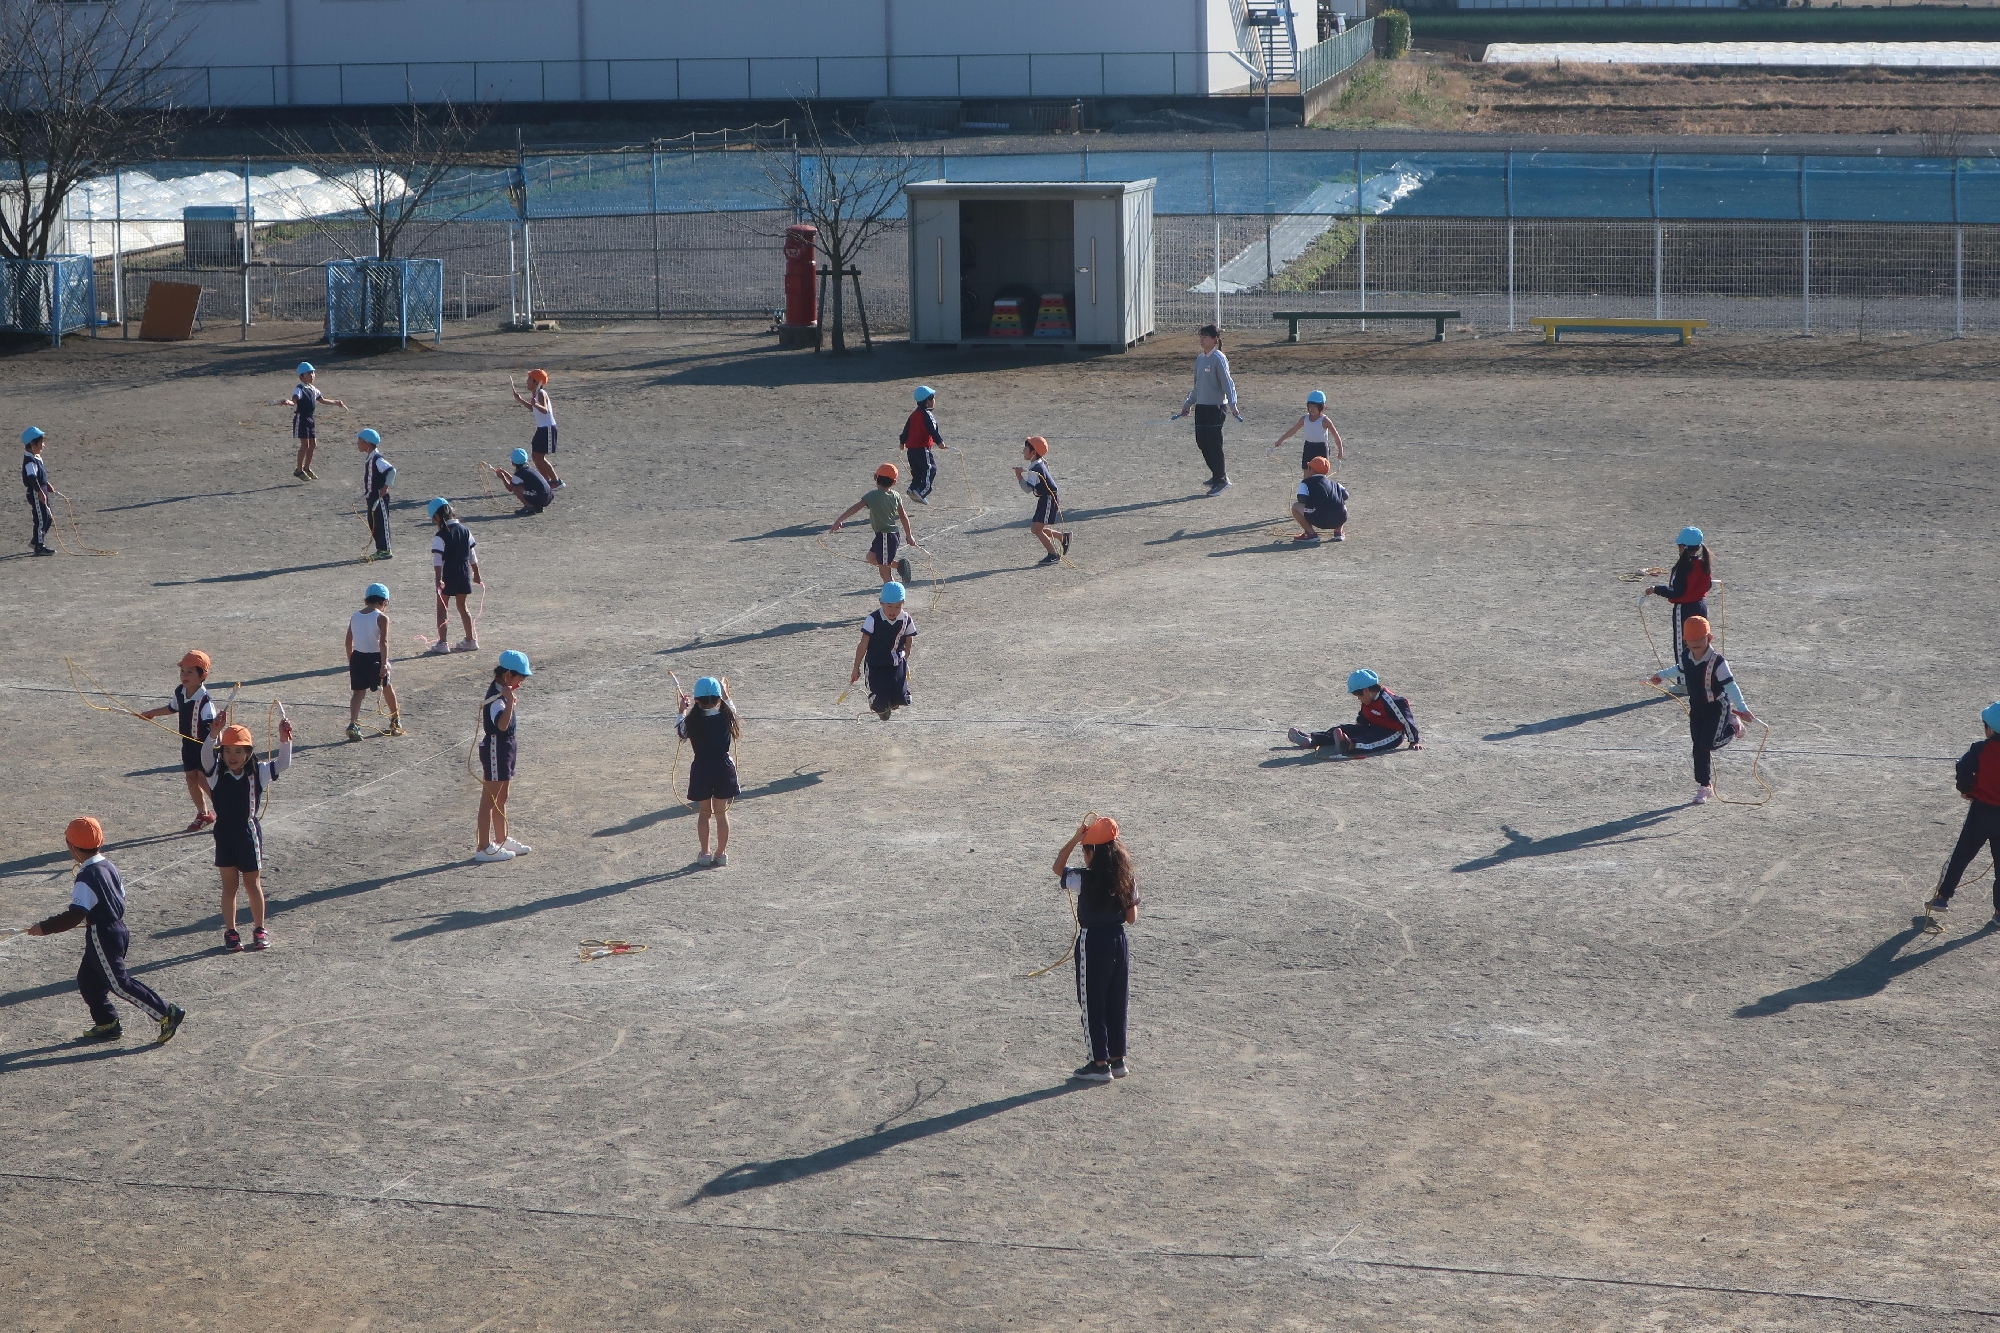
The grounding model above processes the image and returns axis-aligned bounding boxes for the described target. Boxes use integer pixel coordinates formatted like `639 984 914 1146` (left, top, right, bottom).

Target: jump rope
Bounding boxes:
1023 809 1096 980
1630 566 1772 807
65 665 290 818
40 437 117 557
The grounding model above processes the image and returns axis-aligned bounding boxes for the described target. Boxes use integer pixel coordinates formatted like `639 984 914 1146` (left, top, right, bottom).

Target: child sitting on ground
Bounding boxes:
1290 455 1348 544
345 582 403 739
1289 669 1423 756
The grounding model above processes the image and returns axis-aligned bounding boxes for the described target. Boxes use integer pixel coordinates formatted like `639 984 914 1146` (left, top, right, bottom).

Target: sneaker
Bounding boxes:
156 1004 186 1046
897 557 913 582
1061 531 1072 555
1037 551 1061 566
1072 1061 1113 1083
1928 894 1951 914
1207 478 1232 495
1287 726 1313 747
713 852 727 867
697 852 713 866
1330 532 1346 542
454 638 479 653
250 927 270 951
909 489 928 505
1292 533 1321 544
184 814 209 833
473 844 516 863
1109 1059 1129 1079
345 723 364 741
552 478 566 490
1694 785 1714 805
224 928 242 953
501 837 532 855
293 467 307 480
374 551 392 560
197 812 215 829
30 546 54 556
304 469 318 480
875 708 892 721
426 638 451 655
79 1020 122 1042
383 715 406 737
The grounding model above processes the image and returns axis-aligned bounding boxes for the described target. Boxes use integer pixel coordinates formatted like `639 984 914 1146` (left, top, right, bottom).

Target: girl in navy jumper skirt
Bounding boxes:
676 676 742 866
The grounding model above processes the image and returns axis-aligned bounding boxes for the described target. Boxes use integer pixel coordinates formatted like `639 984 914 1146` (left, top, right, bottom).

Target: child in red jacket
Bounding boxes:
1926 701 2000 926
1288 670 1423 756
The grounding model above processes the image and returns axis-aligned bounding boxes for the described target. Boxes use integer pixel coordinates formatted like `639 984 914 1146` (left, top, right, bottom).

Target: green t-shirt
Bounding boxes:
861 487 905 533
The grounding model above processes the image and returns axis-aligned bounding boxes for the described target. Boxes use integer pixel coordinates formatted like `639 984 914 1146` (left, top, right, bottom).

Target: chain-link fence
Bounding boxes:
79 212 2000 339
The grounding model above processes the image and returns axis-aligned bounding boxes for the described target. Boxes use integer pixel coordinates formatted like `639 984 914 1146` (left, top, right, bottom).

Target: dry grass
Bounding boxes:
1317 52 2000 136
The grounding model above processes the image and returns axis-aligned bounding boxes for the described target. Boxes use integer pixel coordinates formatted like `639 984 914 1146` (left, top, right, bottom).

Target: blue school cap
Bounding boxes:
880 581 906 603
1677 526 1704 547
1984 701 2000 733
364 582 390 602
297 362 315 375
1347 668 1379 693
427 497 449 519
1306 390 1326 405
497 649 532 676
510 447 530 466
694 676 722 698
357 427 381 446
914 385 936 402
20 426 43 444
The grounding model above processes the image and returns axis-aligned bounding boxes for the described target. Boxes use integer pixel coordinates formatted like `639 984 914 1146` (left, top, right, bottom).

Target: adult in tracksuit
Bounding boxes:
23 816 186 1044
357 427 394 557
1926 701 2000 924
900 385 944 503
22 426 53 555
1172 324 1242 495
1643 526 1715 683
1290 669 1423 756
1053 814 1140 1083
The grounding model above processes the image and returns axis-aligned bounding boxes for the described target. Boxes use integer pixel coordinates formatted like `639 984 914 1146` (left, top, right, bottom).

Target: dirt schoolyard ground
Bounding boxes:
1 320 1996 1331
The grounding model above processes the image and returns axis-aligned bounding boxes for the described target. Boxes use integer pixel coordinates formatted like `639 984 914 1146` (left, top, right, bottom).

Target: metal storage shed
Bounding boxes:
905 179 1155 349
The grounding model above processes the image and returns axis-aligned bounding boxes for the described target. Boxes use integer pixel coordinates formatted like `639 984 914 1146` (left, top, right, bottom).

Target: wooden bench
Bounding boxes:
1272 310 1460 343
1529 316 1708 346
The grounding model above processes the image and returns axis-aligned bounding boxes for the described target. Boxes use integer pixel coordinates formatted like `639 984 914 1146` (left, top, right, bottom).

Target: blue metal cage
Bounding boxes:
325 257 445 347
0 256 97 346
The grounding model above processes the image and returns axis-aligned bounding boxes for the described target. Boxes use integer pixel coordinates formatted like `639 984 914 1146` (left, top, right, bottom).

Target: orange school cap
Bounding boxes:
526 368 548 385
1307 456 1331 475
1081 816 1119 845
65 816 103 849
1025 436 1049 458
219 724 254 747
875 463 899 481
179 650 210 672
1681 615 1712 642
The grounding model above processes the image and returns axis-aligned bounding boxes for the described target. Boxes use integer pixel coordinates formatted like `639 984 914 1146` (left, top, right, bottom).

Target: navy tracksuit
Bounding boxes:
23 450 52 550
1068 863 1136 1064
34 855 171 1028
1935 738 2000 911
363 449 393 553
1309 690 1420 755
900 406 941 499
1652 550 1714 653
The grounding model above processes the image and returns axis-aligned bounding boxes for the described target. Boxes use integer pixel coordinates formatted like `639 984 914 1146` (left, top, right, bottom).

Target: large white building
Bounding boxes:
165 0 1316 107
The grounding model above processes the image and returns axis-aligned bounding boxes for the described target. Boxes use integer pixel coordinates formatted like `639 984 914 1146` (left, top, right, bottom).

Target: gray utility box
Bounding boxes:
183 205 250 267
906 179 1155 349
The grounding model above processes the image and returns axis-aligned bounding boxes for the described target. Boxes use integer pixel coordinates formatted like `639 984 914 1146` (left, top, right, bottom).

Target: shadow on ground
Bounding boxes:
1736 920 1998 1017
1453 806 1683 873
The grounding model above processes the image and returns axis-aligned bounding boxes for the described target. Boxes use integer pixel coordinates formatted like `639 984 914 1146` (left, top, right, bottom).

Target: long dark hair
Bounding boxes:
1679 543 1713 577
1084 838 1138 911
695 695 742 742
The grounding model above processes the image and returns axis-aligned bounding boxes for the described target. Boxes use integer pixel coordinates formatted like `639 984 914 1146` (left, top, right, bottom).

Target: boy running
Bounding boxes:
1013 436 1072 566
901 385 947 503
831 463 917 585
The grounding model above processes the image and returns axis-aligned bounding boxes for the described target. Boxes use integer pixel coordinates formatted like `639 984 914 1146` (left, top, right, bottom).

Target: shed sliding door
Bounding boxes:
909 196 959 343
1072 198 1120 345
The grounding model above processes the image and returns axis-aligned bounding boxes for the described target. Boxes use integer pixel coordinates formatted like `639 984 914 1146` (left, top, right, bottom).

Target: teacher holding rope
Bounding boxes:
1172 324 1241 496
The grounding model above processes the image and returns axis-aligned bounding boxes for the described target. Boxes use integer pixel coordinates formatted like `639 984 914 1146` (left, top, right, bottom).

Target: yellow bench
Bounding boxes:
1529 317 1708 346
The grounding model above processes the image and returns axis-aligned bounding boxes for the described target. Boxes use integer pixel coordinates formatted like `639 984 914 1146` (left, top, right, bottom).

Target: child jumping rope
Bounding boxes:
357 427 395 559
830 463 917 585
1272 389 1344 470
1642 526 1715 691
901 385 947 503
1925 701 2000 927
136 650 218 831
1052 814 1140 1083
676 676 741 867
1012 436 1072 566
475 651 534 864
21 426 53 555
426 498 481 653
21 816 185 1044
202 708 293 951
851 581 916 721
285 362 345 480
1648 615 1759 805
345 582 403 739
1288 669 1424 756
510 369 563 490
1290 455 1348 544
496 448 553 515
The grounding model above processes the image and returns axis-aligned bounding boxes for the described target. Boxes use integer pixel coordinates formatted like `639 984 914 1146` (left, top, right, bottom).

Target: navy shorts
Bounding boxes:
687 755 741 803
531 426 557 454
440 570 474 598
349 650 387 691
1301 441 1329 469
869 530 900 564
1304 504 1346 530
213 820 263 872
1033 495 1059 526
181 738 205 773
480 734 517 783
293 417 316 440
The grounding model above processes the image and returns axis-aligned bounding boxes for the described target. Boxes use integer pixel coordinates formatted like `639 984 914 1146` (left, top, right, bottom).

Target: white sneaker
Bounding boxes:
1287 726 1313 747
473 844 515 862
501 837 532 855
697 852 713 866
454 638 479 653
1693 785 1714 805
425 639 451 655
713 852 728 867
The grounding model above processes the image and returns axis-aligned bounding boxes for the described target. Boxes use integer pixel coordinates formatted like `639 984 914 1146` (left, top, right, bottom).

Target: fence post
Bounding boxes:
523 220 535 322
1507 222 1515 332
1654 223 1663 321
113 167 125 337
650 144 662 319
508 228 518 325
1213 216 1222 330
1357 220 1366 331
241 157 252 341
1801 224 1811 334
1955 225 1964 339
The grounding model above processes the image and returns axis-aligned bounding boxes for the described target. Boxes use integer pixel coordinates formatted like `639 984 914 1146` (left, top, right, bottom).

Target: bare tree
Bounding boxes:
0 0 194 261
266 100 498 261
758 108 925 353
